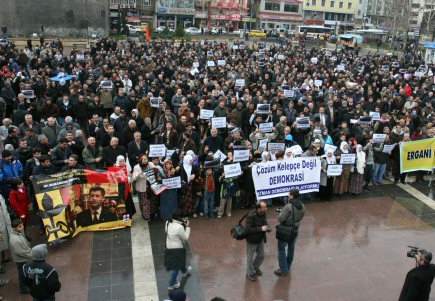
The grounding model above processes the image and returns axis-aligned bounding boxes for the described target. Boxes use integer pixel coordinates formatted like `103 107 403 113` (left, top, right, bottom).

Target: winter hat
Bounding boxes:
31 244 48 261
169 289 187 301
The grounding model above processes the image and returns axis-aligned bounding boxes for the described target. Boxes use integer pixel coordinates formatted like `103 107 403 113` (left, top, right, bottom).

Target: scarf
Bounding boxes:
183 154 193 181
356 145 366 174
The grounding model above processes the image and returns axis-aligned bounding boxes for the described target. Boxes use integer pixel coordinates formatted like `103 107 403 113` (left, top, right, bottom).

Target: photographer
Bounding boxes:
399 249 435 301
164 209 191 290
244 201 269 281
274 189 305 277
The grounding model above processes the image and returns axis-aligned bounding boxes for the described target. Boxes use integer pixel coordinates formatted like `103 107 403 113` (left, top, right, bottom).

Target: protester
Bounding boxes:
9 219 32 294
23 244 61 301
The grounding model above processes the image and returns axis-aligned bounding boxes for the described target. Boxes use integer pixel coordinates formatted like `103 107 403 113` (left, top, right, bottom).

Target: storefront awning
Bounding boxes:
258 12 303 22
212 14 241 21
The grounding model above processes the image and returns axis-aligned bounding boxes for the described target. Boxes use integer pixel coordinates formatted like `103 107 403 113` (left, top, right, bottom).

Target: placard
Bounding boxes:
200 109 214 120
166 149 176 158
383 144 396 154
211 117 227 129
327 164 343 176
150 97 162 108
283 89 294 98
258 139 268 151
233 149 250 162
162 176 181 189
373 134 386 144
235 79 245 87
100 80 113 90
296 117 310 129
340 153 356 165
256 104 270 115
337 64 345 71
21 90 35 99
267 143 285 153
193 62 200 68
149 144 166 157
259 122 273 133
224 163 242 179
288 145 303 156
324 144 337 153
314 80 323 87
277 54 285 60
369 111 381 121
217 60 226 66
311 57 318 64
213 149 227 162
76 54 85 61
207 61 216 67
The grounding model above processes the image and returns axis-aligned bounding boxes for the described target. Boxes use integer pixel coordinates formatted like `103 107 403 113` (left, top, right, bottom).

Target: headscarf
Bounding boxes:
325 149 336 164
340 141 349 154
284 148 293 159
261 151 271 162
356 144 366 174
115 155 126 166
183 154 193 181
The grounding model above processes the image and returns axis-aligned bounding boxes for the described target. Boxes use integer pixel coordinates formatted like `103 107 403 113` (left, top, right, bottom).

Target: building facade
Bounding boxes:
409 0 435 31
258 0 304 31
302 0 358 30
155 0 196 29
109 0 155 33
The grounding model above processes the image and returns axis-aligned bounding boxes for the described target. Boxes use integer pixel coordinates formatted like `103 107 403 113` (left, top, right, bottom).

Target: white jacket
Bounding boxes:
165 220 190 249
132 163 154 192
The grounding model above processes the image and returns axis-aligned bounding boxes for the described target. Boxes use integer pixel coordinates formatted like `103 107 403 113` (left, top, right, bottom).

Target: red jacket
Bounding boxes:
9 188 30 222
405 84 413 97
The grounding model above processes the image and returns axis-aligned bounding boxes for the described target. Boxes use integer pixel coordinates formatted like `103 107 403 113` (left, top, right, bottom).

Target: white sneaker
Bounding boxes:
168 282 180 290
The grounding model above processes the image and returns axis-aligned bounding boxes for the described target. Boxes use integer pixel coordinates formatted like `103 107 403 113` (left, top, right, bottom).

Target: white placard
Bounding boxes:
314 80 323 87
217 60 226 66
327 164 343 176
258 139 268 151
100 80 113 90
350 119 359 124
149 144 166 158
166 149 175 158
76 54 85 61
324 144 337 153
259 122 273 133
369 111 381 121
252 157 321 200
21 90 35 99
268 143 285 153
211 117 227 129
224 163 242 179
193 62 200 68
311 57 318 64
150 97 162 108
233 149 250 162
207 50 213 57
383 144 396 154
340 153 356 165
235 79 245 87
214 149 227 162
277 54 285 60
200 109 214 120
256 104 270 115
296 117 310 129
162 176 181 189
337 64 345 71
232 45 239 50
373 134 386 144
288 145 303 156
207 61 216 67
283 89 294 98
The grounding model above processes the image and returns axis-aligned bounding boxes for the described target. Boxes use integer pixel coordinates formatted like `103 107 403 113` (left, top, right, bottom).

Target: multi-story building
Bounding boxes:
155 0 195 29
302 0 358 30
109 0 154 33
354 0 368 27
258 0 304 31
365 0 393 28
207 0 249 31
409 0 435 31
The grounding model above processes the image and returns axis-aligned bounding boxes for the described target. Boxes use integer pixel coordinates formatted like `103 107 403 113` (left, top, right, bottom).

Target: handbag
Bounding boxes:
164 223 186 271
230 212 249 240
276 203 298 243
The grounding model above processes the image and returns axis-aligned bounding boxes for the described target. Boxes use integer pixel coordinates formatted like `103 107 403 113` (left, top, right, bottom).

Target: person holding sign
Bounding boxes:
202 166 216 218
160 159 180 221
372 136 389 185
349 145 366 195
180 154 198 217
320 149 336 200
132 154 154 221
333 142 352 196
218 152 238 218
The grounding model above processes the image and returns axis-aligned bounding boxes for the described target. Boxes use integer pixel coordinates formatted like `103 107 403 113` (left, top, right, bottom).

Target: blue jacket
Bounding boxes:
0 159 23 183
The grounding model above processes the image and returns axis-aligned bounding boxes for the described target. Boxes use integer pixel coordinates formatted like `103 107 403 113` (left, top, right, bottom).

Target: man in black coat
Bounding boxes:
244 201 269 281
102 137 126 167
76 186 118 227
127 131 148 168
399 249 435 301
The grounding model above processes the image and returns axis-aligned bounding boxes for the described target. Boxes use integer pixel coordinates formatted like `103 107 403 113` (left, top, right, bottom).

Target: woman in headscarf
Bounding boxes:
160 159 179 221
333 141 352 196
132 154 154 220
180 153 198 216
261 151 272 162
349 144 366 195
320 149 336 200
284 148 294 160
108 155 136 218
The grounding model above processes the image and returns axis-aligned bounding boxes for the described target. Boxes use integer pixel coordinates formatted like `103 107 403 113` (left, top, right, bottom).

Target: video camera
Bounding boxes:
407 246 423 258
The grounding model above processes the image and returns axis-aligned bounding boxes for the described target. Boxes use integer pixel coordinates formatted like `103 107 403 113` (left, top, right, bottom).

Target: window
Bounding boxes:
339 2 343 8
265 2 280 11
348 2 352 9
312 0 316 5
321 0 326 6
284 4 299 12
330 1 334 7
143 0 151 6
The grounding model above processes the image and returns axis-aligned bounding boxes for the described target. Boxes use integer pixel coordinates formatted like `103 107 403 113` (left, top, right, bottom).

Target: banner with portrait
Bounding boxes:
32 169 132 243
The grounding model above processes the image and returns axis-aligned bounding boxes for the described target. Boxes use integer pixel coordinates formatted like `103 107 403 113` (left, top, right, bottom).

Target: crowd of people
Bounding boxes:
0 35 434 298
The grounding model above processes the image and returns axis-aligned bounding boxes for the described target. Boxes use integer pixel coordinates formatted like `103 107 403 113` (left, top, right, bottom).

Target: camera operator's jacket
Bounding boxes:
278 200 305 228
165 220 190 249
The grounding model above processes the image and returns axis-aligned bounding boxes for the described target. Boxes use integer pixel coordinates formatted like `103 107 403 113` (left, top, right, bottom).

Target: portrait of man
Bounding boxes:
75 186 118 227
